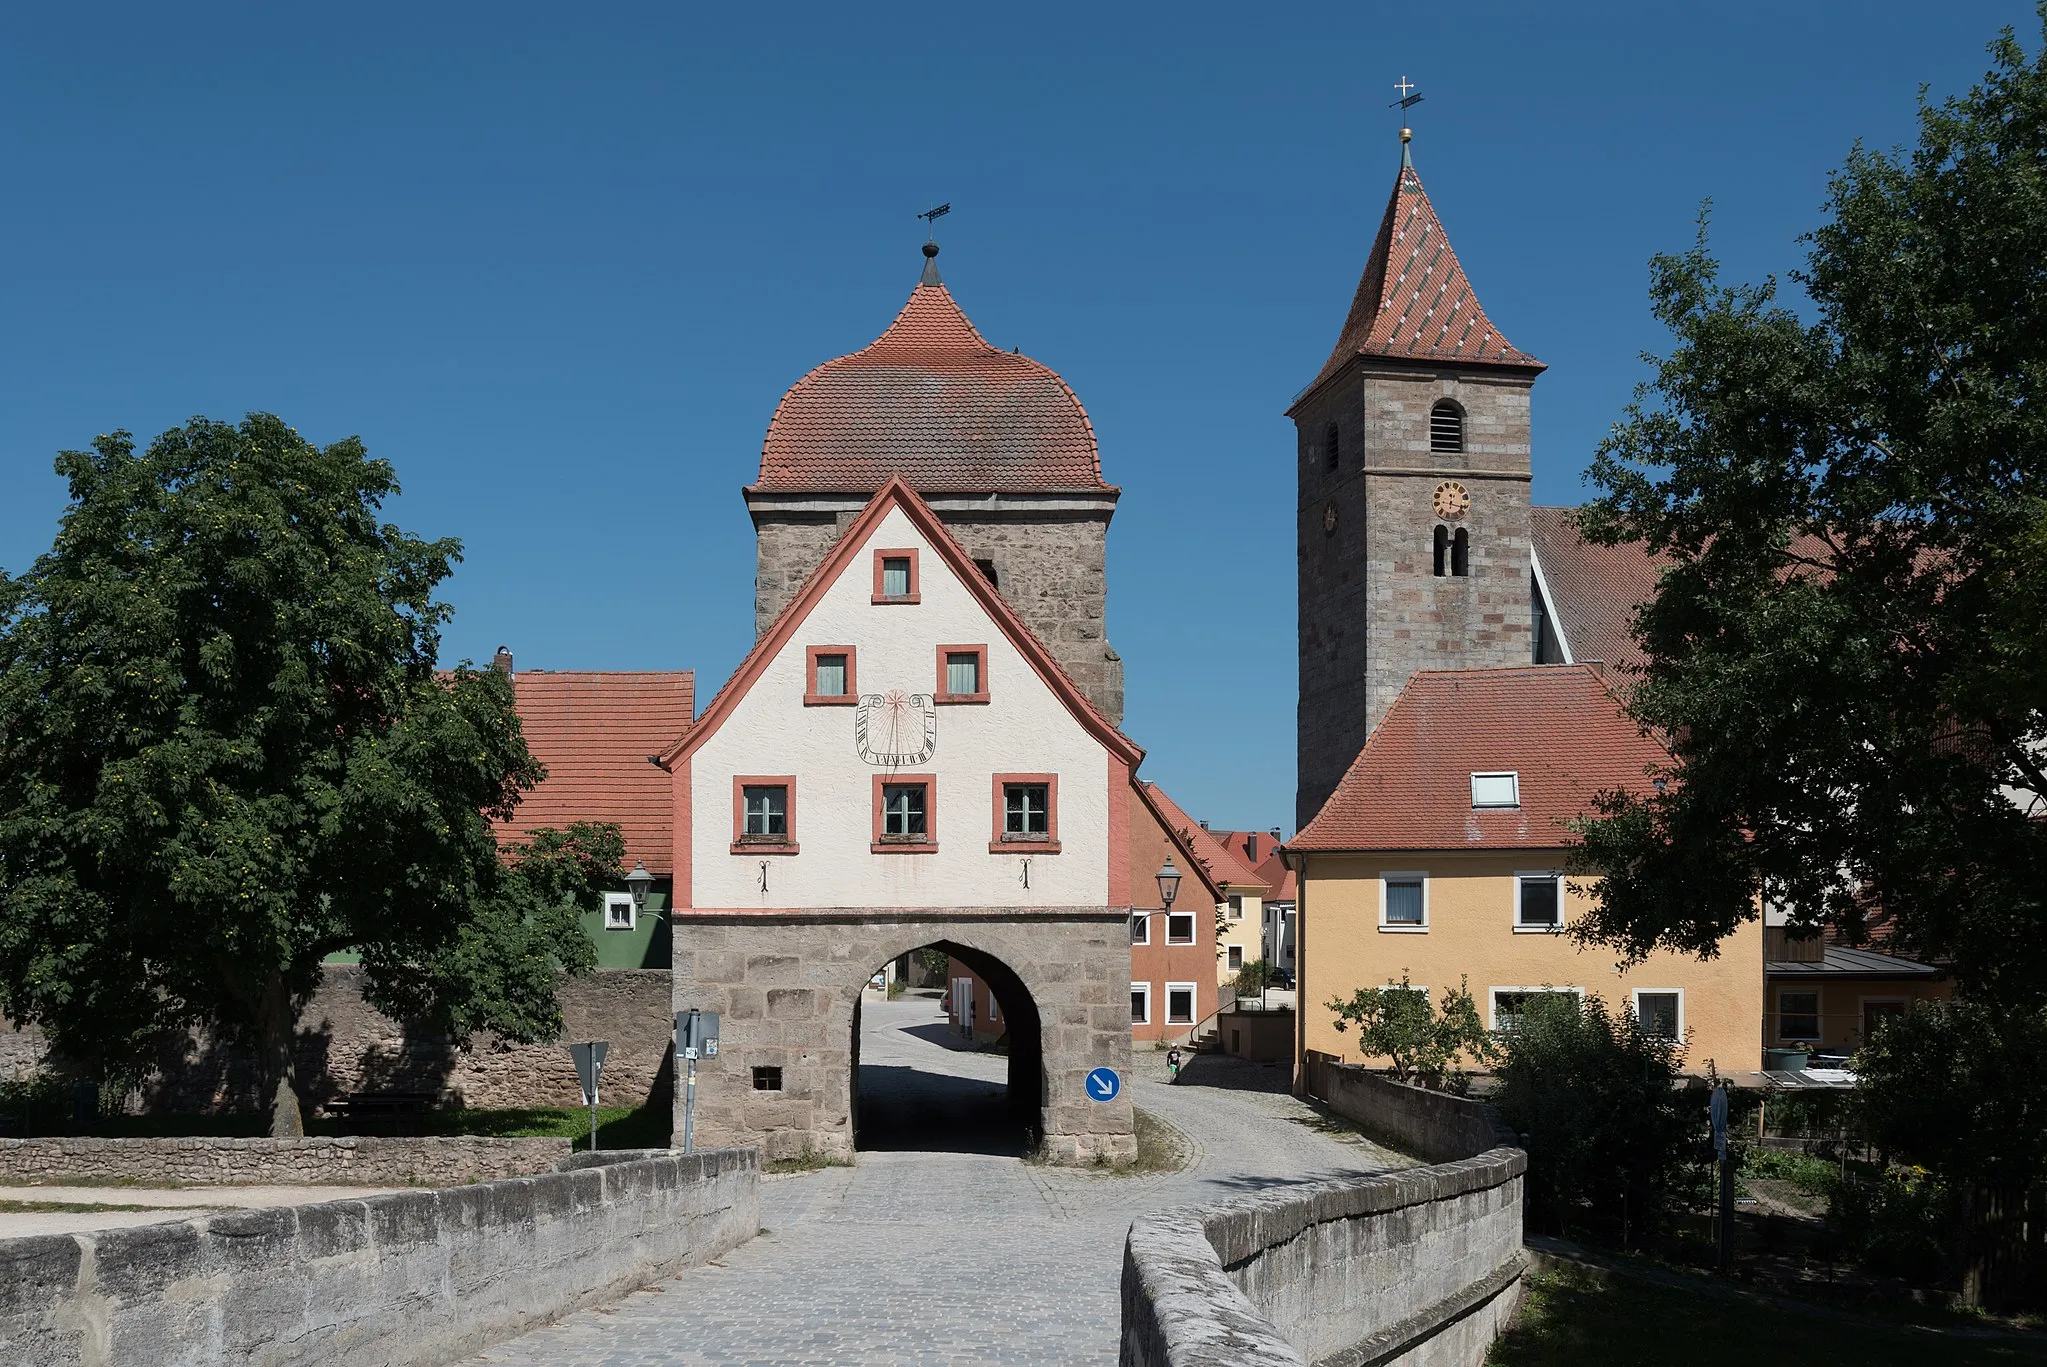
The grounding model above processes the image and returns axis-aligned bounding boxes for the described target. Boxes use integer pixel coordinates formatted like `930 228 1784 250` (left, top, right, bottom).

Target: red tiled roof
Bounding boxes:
1291 664 1669 852
1530 506 1664 674
753 266 1108 494
1141 785 1269 892
1297 146 1541 404
496 671 694 875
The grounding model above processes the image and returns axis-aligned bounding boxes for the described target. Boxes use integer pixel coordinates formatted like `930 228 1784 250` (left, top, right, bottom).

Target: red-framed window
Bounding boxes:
871 548 921 604
935 644 990 704
805 646 858 706
871 773 938 854
731 776 798 854
989 773 1060 853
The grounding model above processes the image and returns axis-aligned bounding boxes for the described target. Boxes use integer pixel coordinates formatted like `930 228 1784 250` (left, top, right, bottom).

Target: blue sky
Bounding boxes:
0 2 2030 830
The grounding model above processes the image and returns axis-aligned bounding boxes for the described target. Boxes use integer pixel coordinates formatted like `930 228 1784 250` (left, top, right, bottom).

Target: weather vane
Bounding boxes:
916 203 951 239
1390 76 1424 149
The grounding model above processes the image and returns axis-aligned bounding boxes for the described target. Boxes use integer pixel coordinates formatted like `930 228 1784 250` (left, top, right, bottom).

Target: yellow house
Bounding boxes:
1288 665 1764 1078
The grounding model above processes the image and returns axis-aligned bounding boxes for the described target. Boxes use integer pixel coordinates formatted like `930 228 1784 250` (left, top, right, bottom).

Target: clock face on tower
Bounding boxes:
854 690 937 766
1432 481 1470 519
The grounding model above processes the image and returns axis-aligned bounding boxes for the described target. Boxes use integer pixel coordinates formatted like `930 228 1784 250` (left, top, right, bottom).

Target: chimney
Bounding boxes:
1198 819 1209 830
1269 827 1282 842
492 645 514 676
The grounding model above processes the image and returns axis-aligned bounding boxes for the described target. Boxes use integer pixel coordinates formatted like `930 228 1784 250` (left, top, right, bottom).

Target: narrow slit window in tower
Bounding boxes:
1433 525 1449 577
1430 400 1465 453
1325 423 1340 472
1451 527 1470 577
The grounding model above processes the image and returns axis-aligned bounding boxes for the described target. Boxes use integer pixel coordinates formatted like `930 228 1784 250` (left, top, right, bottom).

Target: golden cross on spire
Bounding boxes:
1389 75 1424 152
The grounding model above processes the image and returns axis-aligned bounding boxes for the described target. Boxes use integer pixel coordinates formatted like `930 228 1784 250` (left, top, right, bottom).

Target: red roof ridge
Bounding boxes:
1140 781 1270 891
1293 147 1541 411
1293 662 1664 853
665 474 1141 770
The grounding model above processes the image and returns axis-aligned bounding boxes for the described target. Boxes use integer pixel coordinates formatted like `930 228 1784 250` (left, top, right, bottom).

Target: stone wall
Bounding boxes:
675 908 1135 1164
1294 362 1537 827
1120 1061 1524 1367
0 1136 569 1187
0 1147 759 1367
1302 1054 1507 1164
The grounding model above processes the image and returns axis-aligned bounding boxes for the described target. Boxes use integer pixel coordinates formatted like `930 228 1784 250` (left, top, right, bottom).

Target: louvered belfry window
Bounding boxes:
1430 400 1465 453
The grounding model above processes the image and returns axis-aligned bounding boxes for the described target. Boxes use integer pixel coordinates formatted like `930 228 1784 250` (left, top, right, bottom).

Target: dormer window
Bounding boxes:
1471 772 1520 808
1430 400 1465 453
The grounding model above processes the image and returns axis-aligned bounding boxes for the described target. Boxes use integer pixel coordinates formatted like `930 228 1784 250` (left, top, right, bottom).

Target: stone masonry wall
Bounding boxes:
5 969 673 1118
673 908 1135 1164
0 1136 568 1187
0 1147 759 1367
753 506 1124 724
1295 364 1536 826
1119 1061 1525 1367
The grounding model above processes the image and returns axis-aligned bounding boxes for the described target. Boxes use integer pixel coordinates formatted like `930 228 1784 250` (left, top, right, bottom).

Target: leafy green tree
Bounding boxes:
0 415 606 1136
1231 958 1280 995
1492 993 1713 1248
1853 999 2047 1305
1570 16 2047 1004
1569 17 2047 1301
1326 972 1496 1087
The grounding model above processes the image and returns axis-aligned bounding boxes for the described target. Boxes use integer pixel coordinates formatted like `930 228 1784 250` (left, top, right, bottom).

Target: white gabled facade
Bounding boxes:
668 478 1137 912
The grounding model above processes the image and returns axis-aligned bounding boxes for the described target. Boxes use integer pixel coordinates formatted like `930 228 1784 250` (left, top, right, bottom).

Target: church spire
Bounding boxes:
1292 129 1541 409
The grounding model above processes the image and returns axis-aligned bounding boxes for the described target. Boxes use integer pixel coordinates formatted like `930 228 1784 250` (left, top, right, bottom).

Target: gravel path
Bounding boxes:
468 992 1409 1367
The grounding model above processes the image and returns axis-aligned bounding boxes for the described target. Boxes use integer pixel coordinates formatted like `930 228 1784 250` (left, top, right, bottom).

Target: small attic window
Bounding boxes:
1430 400 1465 453
1471 772 1520 809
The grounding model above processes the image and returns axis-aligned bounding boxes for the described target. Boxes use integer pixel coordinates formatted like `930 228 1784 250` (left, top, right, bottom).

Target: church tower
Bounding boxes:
1292 129 1546 827
746 242 1124 723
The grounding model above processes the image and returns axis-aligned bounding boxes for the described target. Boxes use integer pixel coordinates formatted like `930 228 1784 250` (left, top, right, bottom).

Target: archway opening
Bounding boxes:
850 940 1044 1157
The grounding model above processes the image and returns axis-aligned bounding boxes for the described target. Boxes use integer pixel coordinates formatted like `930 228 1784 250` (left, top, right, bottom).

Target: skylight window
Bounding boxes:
1471 772 1520 809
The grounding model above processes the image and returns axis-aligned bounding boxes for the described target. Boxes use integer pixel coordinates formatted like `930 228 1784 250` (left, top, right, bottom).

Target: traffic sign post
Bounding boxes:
675 1011 719 1155
569 1041 609 1152
1085 1067 1121 1103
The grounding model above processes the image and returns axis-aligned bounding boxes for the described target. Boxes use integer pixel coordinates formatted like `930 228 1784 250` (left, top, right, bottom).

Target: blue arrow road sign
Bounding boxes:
1085 1067 1121 1102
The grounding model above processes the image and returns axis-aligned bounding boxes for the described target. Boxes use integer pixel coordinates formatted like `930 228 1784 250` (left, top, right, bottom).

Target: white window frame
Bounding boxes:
1165 981 1198 1025
1471 772 1521 809
1226 944 1244 971
1858 995 1909 1041
1130 914 1150 946
1630 987 1684 1041
1513 871 1565 933
1166 912 1195 945
1130 981 1152 1026
603 892 636 932
1488 985 1585 1032
1227 895 1243 920
1378 872 1429 932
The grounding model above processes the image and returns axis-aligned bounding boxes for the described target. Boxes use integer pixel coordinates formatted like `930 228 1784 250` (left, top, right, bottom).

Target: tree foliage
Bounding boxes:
1491 993 1713 1248
0 415 605 1136
1571 17 2047 1007
1325 972 1496 1087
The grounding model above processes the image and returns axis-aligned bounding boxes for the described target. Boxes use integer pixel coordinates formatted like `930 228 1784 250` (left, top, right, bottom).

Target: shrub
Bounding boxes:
1325 972 1496 1087
1231 959 1281 994
1491 992 1714 1248
1830 1166 1963 1287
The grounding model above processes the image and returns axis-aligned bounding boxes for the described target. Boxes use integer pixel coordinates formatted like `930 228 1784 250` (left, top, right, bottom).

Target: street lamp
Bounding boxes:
1155 856 1181 910
625 860 655 912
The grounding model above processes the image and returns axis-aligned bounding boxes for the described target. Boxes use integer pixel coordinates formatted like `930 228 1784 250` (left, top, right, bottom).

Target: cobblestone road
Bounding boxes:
469 992 1409 1367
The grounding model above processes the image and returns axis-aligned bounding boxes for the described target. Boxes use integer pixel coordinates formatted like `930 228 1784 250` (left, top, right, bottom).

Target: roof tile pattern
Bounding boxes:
1530 506 1664 673
756 278 1106 493
1292 664 1668 852
1142 785 1270 892
1306 151 1541 396
496 671 694 875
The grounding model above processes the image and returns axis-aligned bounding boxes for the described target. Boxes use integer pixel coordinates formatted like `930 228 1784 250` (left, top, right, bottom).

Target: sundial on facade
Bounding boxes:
854 689 937 766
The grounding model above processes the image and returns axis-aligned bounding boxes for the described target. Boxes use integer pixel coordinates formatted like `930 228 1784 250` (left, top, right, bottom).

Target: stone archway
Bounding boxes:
849 940 1043 1154
673 910 1133 1164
